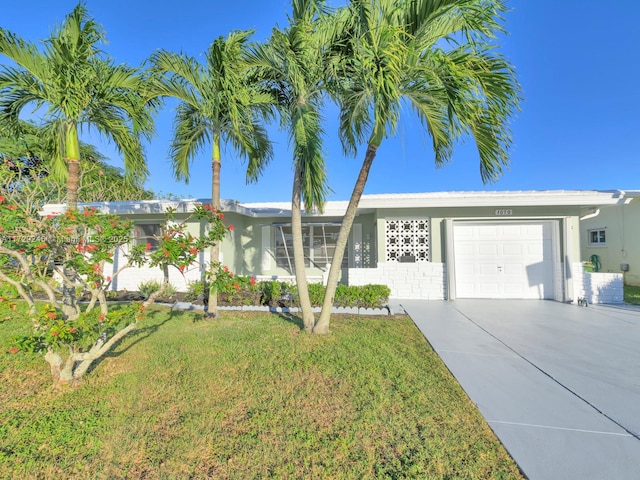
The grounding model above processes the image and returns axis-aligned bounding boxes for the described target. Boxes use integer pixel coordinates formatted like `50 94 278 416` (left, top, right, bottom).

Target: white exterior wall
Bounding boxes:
347 262 447 300
581 198 640 286
572 263 624 304
104 246 209 293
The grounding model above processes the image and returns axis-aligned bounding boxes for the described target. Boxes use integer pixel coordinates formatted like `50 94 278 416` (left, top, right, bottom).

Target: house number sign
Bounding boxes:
495 209 513 216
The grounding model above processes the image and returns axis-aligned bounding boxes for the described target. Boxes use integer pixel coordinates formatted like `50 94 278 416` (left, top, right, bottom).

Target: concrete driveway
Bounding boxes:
399 299 640 480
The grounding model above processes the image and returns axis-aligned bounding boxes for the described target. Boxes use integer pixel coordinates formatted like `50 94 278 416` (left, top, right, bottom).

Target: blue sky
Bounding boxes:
2 1 639 202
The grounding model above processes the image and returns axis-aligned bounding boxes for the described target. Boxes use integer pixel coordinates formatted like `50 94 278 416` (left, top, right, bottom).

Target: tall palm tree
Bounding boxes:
313 0 520 333
0 4 155 211
247 0 333 332
0 4 155 320
150 30 273 317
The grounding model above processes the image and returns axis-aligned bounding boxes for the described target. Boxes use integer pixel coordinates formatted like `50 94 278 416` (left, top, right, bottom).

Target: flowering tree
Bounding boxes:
1 197 230 386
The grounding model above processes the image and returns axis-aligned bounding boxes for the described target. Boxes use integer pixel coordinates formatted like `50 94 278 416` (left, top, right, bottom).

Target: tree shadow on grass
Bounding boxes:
272 310 305 330
86 307 195 375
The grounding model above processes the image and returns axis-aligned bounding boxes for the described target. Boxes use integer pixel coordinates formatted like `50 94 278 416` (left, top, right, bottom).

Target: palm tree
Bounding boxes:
246 0 334 332
313 0 520 334
150 30 273 318
0 4 155 211
0 4 155 320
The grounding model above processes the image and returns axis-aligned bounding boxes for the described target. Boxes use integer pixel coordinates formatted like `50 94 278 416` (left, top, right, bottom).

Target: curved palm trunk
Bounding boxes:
313 144 378 334
292 161 315 332
206 133 221 318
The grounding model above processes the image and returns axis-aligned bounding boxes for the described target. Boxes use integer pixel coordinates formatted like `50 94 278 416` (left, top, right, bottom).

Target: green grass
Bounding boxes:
0 307 523 479
625 284 640 305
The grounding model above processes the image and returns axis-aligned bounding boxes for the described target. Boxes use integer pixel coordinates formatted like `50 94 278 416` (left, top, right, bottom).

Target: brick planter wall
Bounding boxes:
573 263 624 304
347 262 447 300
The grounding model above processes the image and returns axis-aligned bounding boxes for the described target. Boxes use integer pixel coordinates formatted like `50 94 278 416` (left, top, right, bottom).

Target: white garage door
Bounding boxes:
453 222 555 299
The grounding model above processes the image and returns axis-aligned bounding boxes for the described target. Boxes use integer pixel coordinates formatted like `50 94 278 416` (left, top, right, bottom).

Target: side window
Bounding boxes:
587 228 606 246
134 223 162 252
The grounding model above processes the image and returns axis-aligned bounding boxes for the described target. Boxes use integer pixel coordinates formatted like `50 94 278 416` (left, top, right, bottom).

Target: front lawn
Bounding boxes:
0 307 523 479
625 284 640 305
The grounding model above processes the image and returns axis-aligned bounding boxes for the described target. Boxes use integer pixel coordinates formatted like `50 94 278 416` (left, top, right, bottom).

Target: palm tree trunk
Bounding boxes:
206 133 222 318
313 144 378 334
65 122 81 210
292 161 315 332
67 159 80 210
63 122 81 319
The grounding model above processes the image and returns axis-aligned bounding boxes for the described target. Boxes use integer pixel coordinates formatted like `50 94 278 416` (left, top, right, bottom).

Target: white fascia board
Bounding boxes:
241 201 351 218
40 190 628 218
39 198 257 217
354 190 627 208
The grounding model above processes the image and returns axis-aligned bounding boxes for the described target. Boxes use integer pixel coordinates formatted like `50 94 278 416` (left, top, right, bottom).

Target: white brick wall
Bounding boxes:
572 263 624 304
347 262 447 300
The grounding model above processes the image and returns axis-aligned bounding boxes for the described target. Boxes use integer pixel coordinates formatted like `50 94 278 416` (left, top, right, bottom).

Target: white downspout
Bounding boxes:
580 208 600 221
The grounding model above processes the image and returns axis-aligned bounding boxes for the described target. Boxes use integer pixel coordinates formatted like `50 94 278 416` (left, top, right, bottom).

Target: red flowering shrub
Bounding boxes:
1 200 230 386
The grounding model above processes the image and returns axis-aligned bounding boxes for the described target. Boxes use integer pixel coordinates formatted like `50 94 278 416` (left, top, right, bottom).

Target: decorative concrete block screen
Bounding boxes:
385 218 430 262
573 263 624 304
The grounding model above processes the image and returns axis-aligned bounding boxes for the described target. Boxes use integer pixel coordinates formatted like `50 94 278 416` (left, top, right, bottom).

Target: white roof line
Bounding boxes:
40 190 627 217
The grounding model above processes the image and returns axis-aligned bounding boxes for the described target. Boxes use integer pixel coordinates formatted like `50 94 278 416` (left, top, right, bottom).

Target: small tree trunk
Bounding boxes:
206 243 219 318
44 349 74 386
314 144 378 334
45 350 64 385
292 162 315 332
59 267 80 320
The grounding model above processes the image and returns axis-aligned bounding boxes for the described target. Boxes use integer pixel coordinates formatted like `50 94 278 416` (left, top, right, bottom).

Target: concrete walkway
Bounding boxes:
399 299 640 480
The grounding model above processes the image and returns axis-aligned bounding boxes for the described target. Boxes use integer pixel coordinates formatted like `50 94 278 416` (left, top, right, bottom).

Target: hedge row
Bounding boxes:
186 279 391 309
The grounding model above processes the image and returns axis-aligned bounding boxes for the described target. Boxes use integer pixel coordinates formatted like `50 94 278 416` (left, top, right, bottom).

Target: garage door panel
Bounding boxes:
479 244 499 256
455 243 475 256
503 263 524 275
456 264 475 276
477 282 500 296
455 225 475 239
502 225 525 237
503 243 524 256
478 228 499 239
454 222 555 300
479 264 499 274
504 283 525 296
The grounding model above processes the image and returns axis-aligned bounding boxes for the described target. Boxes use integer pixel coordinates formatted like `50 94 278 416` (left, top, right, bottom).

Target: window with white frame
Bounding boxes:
134 223 162 251
274 224 348 271
588 228 606 246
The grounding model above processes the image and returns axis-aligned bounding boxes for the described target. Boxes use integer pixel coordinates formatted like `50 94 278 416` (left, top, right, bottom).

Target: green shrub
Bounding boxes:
137 280 161 299
301 283 390 309
185 280 206 302
188 276 262 306
137 280 177 299
307 283 325 306
259 280 296 306
185 280 390 309
357 284 391 309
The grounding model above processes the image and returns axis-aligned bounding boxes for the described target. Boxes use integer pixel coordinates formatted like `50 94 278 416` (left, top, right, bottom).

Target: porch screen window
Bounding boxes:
588 228 606 246
385 218 430 262
274 224 348 270
134 223 162 252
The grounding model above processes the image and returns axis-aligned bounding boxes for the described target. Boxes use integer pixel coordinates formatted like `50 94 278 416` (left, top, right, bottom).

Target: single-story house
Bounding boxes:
41 190 629 303
580 190 640 287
